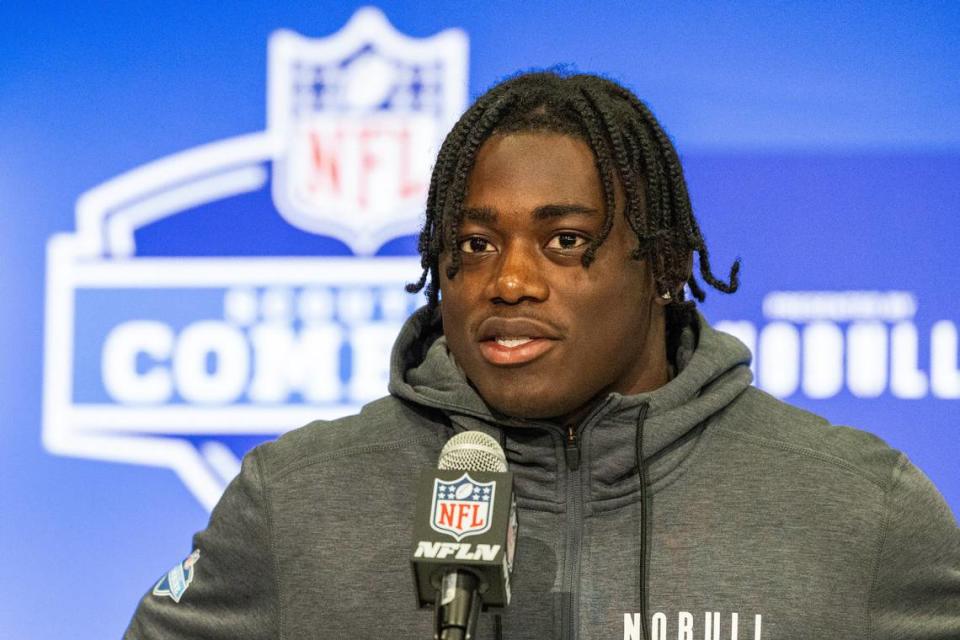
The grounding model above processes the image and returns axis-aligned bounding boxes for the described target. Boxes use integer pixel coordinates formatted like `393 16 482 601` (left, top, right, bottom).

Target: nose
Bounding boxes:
487 240 549 304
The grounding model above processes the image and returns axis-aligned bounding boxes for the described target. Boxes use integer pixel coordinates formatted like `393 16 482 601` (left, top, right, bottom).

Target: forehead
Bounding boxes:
463 133 604 214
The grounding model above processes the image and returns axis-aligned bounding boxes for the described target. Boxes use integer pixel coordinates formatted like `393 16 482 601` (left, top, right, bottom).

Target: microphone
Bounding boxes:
411 431 518 640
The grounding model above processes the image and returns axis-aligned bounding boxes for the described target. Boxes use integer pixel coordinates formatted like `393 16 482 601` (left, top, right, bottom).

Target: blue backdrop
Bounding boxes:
2 3 958 638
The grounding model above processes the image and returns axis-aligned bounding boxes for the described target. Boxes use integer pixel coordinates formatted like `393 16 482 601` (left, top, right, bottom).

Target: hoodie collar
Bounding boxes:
389 305 753 466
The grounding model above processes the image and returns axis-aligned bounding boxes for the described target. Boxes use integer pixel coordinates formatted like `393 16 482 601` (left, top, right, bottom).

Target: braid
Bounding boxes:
407 70 740 337
605 84 741 300
406 84 513 305
444 93 520 279
566 89 617 266
581 86 643 247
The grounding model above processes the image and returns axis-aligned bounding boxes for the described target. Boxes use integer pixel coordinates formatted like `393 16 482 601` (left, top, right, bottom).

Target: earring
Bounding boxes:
661 291 672 300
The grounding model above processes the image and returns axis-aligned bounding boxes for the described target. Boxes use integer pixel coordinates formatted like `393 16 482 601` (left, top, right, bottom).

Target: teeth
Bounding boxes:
495 337 533 348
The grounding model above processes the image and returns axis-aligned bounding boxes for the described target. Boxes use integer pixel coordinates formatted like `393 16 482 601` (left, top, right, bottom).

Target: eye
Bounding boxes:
459 236 497 254
546 232 589 251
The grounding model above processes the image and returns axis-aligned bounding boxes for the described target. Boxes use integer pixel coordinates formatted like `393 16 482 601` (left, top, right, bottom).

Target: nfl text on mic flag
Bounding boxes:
411 432 518 640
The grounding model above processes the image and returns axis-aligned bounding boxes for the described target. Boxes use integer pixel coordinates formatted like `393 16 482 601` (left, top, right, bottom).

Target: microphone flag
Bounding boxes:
411 468 517 609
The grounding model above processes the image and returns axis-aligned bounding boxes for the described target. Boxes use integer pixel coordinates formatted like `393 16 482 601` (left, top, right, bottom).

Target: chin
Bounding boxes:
481 386 577 422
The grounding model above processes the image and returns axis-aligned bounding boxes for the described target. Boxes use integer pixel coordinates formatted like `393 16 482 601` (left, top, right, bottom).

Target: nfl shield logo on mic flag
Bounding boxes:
430 473 496 541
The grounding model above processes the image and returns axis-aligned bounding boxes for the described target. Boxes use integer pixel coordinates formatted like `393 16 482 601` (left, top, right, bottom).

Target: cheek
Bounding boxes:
557 263 653 359
557 259 650 321
438 278 475 353
439 295 463 340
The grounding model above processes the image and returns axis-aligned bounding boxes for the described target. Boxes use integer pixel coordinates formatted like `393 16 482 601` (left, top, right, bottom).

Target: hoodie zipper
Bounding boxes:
559 396 621 640
565 425 580 471
561 423 583 640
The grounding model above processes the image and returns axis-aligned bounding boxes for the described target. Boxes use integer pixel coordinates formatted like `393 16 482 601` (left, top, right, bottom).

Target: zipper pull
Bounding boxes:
564 425 580 471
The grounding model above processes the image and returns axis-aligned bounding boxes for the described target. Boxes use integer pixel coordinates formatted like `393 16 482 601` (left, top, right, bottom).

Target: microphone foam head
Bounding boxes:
438 431 507 472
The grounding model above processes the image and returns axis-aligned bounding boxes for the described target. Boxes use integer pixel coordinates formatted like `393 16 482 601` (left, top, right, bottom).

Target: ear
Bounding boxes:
651 251 694 307
650 268 672 308
653 288 673 308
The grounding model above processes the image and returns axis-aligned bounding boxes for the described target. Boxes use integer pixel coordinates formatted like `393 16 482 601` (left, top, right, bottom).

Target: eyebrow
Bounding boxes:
462 204 600 223
534 204 600 220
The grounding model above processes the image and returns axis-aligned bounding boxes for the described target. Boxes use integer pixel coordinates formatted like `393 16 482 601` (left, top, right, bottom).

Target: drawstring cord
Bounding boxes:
635 402 651 640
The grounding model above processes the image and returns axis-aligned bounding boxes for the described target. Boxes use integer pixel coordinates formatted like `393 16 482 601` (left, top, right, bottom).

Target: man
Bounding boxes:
125 71 960 639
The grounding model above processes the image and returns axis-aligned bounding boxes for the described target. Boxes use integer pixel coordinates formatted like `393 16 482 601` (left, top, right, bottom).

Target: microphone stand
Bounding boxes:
434 570 482 640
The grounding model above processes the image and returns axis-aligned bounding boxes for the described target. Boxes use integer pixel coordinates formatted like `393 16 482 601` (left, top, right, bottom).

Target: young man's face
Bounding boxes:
439 132 670 424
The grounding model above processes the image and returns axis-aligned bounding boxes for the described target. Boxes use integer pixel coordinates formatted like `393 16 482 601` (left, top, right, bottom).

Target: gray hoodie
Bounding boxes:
125 308 960 639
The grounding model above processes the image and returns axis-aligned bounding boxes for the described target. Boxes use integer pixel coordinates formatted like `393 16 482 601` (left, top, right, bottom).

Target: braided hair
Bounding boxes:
406 70 739 344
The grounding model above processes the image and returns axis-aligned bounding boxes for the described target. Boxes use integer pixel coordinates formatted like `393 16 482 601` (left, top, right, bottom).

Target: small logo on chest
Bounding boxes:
624 611 763 640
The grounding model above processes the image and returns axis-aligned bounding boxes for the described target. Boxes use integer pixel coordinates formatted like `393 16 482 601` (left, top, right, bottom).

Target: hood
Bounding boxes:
388 305 754 462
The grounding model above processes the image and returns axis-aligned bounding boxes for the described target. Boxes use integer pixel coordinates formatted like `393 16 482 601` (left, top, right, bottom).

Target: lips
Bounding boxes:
476 317 561 366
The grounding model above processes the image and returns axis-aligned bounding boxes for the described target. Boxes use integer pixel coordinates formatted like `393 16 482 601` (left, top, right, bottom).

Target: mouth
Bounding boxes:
477 316 561 367
475 317 562 366
478 335 558 366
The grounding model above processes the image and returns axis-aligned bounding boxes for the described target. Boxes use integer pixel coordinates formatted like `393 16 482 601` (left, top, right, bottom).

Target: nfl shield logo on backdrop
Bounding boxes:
42 6 468 512
430 473 496 541
268 7 468 255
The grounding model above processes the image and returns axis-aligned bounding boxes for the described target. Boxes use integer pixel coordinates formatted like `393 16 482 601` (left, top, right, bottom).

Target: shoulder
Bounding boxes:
712 386 902 492
252 395 447 483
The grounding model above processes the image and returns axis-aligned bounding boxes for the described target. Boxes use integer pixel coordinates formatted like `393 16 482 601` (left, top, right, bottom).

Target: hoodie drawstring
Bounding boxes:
635 402 651 640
